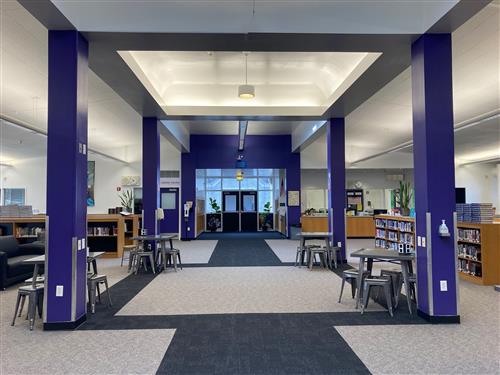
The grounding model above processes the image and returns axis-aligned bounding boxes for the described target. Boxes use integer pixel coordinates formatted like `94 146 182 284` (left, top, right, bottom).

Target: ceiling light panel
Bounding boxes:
119 51 381 116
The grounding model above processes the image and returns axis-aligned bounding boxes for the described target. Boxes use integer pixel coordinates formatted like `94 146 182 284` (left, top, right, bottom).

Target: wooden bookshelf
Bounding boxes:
373 215 415 253
0 214 140 258
457 222 500 285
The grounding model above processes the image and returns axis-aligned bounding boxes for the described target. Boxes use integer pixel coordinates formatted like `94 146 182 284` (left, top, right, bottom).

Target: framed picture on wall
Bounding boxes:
87 161 95 207
287 191 300 206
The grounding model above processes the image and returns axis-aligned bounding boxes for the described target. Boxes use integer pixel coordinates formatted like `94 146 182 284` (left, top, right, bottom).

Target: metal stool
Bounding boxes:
134 250 156 275
309 247 328 269
380 269 403 308
325 246 343 269
24 276 45 285
295 245 318 267
361 276 394 317
122 244 138 267
338 269 369 303
12 284 44 330
87 274 112 313
165 248 183 271
408 274 417 302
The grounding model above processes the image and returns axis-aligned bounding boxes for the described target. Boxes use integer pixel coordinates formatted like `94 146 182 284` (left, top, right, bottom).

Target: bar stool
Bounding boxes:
338 269 369 303
165 248 183 271
134 250 156 275
408 274 417 302
295 244 318 267
24 276 45 285
12 284 44 330
309 247 328 269
325 246 343 269
121 244 137 268
361 276 394 317
380 269 403 308
87 274 112 313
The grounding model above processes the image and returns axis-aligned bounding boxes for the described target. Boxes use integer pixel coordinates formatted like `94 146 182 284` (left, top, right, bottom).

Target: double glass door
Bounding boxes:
222 191 258 232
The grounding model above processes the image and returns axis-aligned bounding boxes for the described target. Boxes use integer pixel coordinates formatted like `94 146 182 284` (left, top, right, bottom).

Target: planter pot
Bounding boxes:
259 213 273 231
206 213 222 232
400 207 410 217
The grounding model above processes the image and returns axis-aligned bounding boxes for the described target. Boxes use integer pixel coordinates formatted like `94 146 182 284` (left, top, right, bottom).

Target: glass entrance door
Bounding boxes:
222 191 239 232
240 191 258 232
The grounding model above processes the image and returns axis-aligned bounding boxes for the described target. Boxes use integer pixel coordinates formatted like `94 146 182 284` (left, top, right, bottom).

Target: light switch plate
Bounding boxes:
422 237 426 247
440 280 448 291
337 241 342 247
56 285 64 297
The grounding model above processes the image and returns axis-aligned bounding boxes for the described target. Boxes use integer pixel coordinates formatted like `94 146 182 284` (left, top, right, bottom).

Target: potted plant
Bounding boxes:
118 189 133 213
206 197 222 232
396 181 413 217
259 201 273 231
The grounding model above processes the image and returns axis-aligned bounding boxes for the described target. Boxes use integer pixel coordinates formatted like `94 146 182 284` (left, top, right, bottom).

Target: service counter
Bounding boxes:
300 215 375 238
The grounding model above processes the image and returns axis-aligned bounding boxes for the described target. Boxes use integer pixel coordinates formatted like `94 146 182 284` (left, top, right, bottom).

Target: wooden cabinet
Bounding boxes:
346 216 375 238
300 215 375 238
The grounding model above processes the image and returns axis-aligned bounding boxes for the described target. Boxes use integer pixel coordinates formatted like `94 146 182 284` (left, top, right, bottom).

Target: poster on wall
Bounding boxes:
288 191 300 206
87 161 95 207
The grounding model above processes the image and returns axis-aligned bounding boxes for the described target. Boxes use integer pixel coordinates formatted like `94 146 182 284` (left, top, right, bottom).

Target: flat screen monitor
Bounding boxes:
455 188 466 204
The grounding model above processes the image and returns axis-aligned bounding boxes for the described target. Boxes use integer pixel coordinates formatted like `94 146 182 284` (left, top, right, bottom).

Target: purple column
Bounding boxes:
411 34 459 322
45 31 88 328
180 151 195 240
327 118 346 260
142 118 160 237
286 153 301 237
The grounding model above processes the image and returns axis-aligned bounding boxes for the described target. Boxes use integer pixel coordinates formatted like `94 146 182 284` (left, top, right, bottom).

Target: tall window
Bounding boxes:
2 188 26 205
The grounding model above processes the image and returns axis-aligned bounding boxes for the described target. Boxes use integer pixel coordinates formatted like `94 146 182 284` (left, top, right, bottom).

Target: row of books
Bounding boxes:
376 229 386 238
456 203 494 223
375 239 386 248
458 259 481 277
375 219 386 228
15 226 44 238
87 226 118 236
387 231 398 241
457 228 481 243
458 244 481 261
400 233 414 245
0 205 33 217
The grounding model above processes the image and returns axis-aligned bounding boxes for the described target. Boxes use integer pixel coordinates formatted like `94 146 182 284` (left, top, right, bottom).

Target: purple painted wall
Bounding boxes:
142 118 160 237
327 118 346 259
411 34 458 318
181 135 300 239
46 31 88 324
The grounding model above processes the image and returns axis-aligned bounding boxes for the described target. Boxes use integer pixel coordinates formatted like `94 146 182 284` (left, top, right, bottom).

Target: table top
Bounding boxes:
23 252 106 264
132 234 177 241
350 248 415 260
298 232 332 238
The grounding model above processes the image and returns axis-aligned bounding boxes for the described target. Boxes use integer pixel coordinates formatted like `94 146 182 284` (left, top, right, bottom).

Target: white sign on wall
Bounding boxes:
160 177 180 188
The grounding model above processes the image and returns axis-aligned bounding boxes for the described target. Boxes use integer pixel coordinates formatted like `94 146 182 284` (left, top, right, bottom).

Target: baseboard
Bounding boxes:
347 236 375 239
43 314 86 331
417 309 460 324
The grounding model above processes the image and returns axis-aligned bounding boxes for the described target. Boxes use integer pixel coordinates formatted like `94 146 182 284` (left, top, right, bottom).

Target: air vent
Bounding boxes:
160 170 180 178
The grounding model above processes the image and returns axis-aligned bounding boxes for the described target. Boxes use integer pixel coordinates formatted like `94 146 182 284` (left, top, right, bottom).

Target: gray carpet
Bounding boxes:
207 238 284 266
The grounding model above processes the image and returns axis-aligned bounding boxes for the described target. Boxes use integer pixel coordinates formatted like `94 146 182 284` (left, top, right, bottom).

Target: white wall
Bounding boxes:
0 157 46 214
455 163 499 213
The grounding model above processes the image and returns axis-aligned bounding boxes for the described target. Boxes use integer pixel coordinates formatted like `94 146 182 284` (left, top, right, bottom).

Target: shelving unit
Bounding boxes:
0 216 46 244
457 222 500 285
373 215 415 253
0 214 140 258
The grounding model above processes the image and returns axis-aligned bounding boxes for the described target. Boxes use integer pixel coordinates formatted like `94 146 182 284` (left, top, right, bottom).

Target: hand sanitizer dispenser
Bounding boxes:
438 220 450 237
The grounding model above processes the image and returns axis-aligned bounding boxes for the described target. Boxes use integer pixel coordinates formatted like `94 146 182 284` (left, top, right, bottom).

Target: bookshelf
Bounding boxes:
374 215 415 253
0 214 140 258
457 222 500 285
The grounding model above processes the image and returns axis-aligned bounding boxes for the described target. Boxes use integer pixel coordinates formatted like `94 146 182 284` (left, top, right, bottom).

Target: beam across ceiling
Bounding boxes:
238 121 248 151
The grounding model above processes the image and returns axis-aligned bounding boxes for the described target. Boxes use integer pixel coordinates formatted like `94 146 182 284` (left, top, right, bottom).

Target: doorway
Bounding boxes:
160 187 179 234
222 191 239 232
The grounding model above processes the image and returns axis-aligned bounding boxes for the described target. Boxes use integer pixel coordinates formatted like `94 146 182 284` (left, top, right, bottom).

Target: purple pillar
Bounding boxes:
180 152 195 240
327 118 346 259
45 31 88 329
411 34 459 322
286 153 301 238
142 118 160 237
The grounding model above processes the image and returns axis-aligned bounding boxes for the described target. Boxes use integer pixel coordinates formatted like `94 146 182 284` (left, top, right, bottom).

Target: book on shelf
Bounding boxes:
457 228 481 243
458 258 482 277
456 203 494 223
15 226 44 237
458 243 481 261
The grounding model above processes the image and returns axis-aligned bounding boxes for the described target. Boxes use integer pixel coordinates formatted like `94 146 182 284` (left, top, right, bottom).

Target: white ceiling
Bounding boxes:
120 51 380 116
51 0 458 34
176 120 317 135
0 0 146 163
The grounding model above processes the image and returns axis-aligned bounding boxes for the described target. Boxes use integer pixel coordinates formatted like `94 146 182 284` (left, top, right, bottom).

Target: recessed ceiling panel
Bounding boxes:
119 51 381 117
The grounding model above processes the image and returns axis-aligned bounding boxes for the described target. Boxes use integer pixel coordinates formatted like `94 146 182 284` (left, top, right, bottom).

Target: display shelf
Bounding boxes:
373 215 415 253
1 214 140 258
457 222 500 285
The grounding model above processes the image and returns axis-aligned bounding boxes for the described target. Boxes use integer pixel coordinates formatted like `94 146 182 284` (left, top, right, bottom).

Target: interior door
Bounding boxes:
222 191 239 232
160 188 179 234
240 191 258 232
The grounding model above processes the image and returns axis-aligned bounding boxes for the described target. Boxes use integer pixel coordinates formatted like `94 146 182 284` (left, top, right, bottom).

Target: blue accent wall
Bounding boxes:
181 135 300 239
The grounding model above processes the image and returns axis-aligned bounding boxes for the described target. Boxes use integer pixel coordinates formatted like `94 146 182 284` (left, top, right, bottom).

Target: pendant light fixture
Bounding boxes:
238 52 255 99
